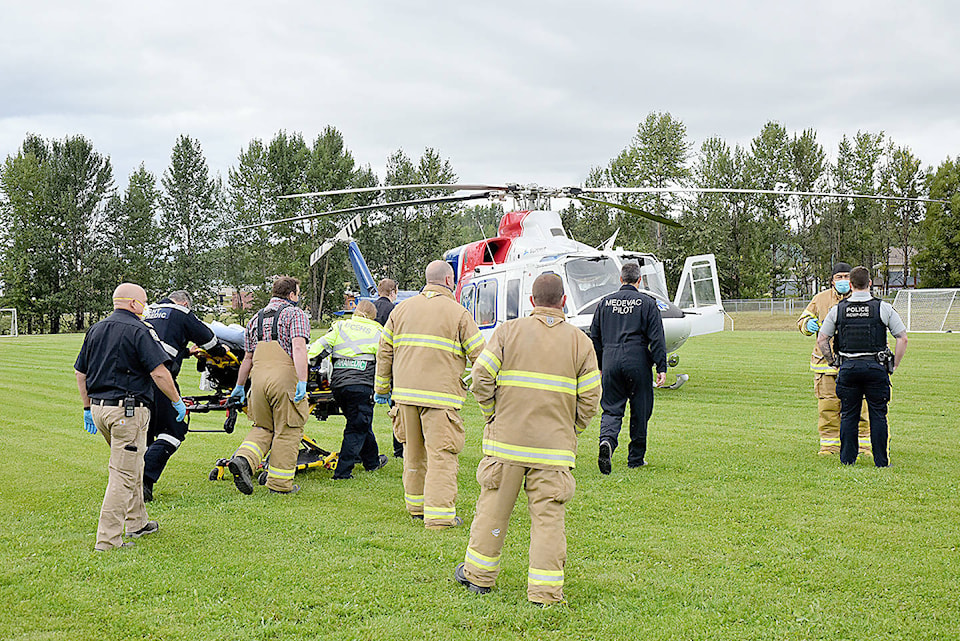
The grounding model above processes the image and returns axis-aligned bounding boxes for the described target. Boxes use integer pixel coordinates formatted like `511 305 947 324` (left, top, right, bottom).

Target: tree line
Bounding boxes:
2 114 959 334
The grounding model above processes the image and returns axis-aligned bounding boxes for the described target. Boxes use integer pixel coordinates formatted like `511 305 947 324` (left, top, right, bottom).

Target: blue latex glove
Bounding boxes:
173 399 187 422
374 393 392 405
230 385 245 404
83 409 97 435
294 381 307 402
805 318 820 334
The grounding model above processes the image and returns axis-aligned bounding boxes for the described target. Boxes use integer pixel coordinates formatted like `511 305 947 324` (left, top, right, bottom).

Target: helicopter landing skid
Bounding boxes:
661 373 688 390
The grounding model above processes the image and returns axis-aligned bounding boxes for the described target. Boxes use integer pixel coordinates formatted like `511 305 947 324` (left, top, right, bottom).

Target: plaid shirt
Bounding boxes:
244 297 311 358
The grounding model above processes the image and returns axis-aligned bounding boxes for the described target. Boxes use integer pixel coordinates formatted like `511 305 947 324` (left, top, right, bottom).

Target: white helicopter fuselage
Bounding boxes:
444 210 724 358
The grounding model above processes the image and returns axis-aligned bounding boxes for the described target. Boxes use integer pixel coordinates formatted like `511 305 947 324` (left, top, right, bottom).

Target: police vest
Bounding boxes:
835 298 887 354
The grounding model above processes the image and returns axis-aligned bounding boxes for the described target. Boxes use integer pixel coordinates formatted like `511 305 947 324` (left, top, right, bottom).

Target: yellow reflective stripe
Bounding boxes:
424 506 456 519
381 327 394 345
820 438 840 446
463 331 484 353
266 466 295 479
405 493 424 506
810 363 839 374
477 399 495 419
394 333 464 355
375 375 391 386
528 567 564 586
465 547 501 571
577 370 601 393
393 387 464 409
482 438 576 467
476 350 501 377
498 369 577 396
236 441 265 461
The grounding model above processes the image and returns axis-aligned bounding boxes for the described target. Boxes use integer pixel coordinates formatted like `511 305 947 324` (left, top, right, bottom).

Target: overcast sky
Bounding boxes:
2 0 958 192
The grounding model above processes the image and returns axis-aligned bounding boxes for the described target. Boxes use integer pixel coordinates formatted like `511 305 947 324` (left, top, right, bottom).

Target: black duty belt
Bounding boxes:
90 398 148 408
843 354 880 361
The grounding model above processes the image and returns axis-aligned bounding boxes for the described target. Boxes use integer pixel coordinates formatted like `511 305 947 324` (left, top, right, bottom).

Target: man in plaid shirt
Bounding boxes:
227 277 312 494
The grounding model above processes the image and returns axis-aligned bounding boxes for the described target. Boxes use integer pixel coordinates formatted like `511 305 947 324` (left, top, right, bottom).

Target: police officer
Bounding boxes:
142 290 225 501
373 277 404 458
74 283 187 551
798 262 871 456
455 274 601 605
374 260 485 529
590 262 667 474
817 266 908 467
308 300 388 479
227 277 311 495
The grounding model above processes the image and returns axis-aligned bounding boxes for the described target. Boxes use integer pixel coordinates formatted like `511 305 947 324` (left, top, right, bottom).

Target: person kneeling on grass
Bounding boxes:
308 300 388 479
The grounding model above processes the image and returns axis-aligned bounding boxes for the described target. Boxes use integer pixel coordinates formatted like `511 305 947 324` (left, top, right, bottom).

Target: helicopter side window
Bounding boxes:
550 228 566 237
476 280 497 328
461 283 476 318
506 279 520 320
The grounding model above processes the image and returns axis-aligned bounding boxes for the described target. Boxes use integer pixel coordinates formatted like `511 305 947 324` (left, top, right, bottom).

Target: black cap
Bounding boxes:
832 262 852 276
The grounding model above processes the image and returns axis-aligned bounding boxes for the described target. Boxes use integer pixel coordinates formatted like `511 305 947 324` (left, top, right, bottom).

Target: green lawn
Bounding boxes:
1 330 958 640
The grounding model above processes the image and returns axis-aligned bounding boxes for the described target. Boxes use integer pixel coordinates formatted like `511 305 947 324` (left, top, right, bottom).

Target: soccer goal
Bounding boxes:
0 308 17 337
891 289 960 332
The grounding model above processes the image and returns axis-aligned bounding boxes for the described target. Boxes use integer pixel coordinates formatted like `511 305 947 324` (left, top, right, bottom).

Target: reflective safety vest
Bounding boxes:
375 284 485 410
471 306 601 470
797 288 848 375
308 315 382 388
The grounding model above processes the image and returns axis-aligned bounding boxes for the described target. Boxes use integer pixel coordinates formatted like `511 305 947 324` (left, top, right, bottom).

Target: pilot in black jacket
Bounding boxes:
590 262 667 474
142 291 224 501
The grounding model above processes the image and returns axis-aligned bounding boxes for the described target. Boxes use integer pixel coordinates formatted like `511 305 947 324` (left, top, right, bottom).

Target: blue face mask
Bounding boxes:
834 279 850 294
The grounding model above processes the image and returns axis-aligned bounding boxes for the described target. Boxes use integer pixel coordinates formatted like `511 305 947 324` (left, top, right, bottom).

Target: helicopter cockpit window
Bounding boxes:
476 280 497 327
564 257 621 312
461 283 476 317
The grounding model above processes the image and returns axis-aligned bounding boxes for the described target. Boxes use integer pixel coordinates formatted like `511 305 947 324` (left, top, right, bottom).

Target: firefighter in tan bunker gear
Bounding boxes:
454 274 601 605
797 263 870 456
375 261 485 529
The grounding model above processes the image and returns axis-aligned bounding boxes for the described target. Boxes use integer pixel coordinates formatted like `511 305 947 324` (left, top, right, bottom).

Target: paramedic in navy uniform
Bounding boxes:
75 283 186 551
817 266 908 467
142 290 225 501
590 262 667 474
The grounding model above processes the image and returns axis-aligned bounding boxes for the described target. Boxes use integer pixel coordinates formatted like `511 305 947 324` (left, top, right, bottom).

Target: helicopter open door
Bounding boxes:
673 254 724 337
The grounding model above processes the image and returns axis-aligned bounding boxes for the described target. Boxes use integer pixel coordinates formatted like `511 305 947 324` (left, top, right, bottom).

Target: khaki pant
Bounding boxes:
234 342 308 492
398 404 464 527
463 457 575 604
92 404 150 550
815 373 870 454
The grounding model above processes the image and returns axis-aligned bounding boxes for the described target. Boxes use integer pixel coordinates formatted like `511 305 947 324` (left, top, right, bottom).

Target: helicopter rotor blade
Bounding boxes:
278 183 509 200
232 192 496 231
574 195 683 228
577 186 948 206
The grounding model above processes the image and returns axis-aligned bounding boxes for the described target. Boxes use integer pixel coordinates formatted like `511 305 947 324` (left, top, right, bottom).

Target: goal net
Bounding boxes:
891 289 960 332
0 308 17 337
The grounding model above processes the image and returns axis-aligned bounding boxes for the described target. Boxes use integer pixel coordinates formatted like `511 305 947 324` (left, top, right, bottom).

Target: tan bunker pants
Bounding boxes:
233 342 308 492
815 373 870 455
463 457 576 604
398 404 465 528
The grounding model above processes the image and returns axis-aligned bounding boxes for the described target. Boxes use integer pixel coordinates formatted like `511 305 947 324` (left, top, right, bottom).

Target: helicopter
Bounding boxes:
236 181 946 387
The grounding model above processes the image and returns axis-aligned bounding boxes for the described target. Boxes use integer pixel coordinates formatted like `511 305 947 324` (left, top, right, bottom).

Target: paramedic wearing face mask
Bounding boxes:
797 263 871 457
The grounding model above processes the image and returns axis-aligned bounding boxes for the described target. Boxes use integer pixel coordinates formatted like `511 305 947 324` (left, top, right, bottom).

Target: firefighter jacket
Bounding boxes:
375 284 485 410
797 288 849 375
471 307 601 470
308 315 382 389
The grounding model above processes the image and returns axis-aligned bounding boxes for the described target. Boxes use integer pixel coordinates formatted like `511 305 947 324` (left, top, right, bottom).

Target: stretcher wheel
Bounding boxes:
258 471 268 485
209 467 220 481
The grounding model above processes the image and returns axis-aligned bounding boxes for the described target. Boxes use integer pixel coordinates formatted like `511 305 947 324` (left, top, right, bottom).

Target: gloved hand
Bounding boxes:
374 393 392 405
230 385 245 404
173 399 187 422
805 318 820 334
83 409 97 435
294 381 307 402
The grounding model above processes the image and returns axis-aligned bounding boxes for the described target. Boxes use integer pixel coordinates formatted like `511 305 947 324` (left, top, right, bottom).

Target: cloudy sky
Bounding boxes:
2 1 958 191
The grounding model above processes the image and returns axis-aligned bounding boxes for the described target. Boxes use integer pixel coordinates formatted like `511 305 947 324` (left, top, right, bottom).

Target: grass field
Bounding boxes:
1 329 959 640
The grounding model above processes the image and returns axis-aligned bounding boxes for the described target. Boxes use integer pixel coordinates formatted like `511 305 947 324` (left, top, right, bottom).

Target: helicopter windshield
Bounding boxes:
564 257 621 312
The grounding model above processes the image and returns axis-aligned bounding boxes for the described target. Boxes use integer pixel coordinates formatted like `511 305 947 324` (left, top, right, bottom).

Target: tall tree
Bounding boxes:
160 135 223 299
789 129 828 294
114 164 162 297
915 157 960 287
880 144 924 290
746 122 794 296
